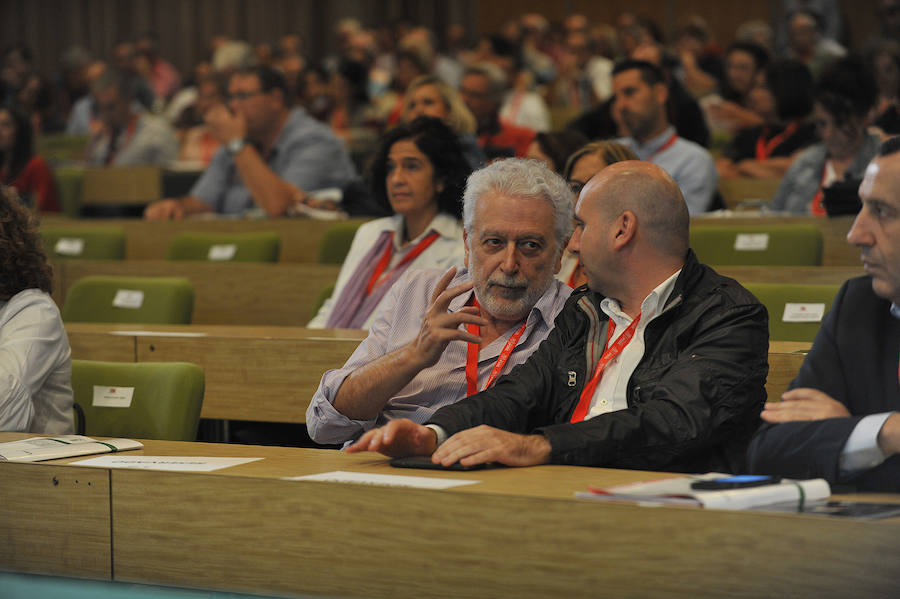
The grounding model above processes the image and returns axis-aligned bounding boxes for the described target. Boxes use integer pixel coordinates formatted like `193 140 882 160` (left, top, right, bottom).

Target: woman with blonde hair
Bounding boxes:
400 75 485 168
559 140 638 288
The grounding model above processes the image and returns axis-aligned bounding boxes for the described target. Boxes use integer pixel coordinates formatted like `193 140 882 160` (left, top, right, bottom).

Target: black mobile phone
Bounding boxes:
690 475 782 490
389 455 487 471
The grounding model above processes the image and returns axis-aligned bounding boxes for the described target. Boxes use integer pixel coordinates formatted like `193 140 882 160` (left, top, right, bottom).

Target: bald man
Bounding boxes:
347 161 769 473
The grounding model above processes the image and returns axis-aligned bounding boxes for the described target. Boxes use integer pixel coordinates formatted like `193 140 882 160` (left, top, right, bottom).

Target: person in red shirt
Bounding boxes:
0 105 59 212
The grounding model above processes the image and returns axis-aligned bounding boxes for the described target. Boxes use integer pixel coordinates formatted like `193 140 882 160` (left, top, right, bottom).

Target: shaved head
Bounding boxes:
583 160 689 257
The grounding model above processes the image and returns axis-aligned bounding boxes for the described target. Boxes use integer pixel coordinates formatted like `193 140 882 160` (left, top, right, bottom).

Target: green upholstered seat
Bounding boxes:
40 227 126 260
690 224 823 266
62 276 194 324
165 231 281 262
744 282 840 342
71 360 204 441
316 221 363 264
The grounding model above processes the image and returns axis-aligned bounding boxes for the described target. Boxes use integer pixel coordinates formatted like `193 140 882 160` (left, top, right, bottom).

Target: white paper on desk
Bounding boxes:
108 330 208 337
70 456 262 471
285 470 480 489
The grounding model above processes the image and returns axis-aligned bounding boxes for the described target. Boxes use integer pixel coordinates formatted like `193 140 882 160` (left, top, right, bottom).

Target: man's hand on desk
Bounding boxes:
144 198 184 220
761 388 851 422
433 425 552 468
877 414 900 458
345 418 438 458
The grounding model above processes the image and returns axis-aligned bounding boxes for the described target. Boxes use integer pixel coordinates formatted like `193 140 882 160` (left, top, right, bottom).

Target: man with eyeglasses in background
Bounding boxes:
145 65 356 219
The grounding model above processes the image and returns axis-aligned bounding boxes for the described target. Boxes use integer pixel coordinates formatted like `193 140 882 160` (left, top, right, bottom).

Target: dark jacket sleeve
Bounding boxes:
538 294 768 470
427 293 581 436
747 282 854 482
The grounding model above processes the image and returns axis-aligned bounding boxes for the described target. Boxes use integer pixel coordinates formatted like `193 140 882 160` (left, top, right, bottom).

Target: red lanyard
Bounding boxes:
365 230 440 295
465 299 528 397
648 133 678 160
570 314 641 423
567 262 584 289
755 122 798 161
810 163 830 217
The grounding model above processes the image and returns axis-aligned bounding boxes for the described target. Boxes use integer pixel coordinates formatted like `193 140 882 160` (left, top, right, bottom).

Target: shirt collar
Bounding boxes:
600 268 682 326
389 213 462 251
629 125 677 155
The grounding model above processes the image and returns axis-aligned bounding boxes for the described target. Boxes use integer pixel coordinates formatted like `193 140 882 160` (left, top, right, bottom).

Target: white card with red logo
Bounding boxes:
733 233 769 251
92 385 135 408
782 303 826 322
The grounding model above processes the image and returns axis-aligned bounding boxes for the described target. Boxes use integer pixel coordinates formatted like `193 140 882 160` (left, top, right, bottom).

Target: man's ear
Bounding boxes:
612 210 637 250
653 82 668 107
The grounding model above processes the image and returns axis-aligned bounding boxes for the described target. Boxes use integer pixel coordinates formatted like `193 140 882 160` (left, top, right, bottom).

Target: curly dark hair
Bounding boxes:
0 186 52 299
367 116 472 219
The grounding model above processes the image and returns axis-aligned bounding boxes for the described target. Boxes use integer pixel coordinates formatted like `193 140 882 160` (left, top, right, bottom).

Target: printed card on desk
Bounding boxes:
0 435 143 462
71 456 262 472
577 473 831 511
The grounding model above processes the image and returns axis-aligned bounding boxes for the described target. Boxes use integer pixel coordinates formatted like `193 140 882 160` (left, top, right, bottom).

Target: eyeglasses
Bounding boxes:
227 89 263 102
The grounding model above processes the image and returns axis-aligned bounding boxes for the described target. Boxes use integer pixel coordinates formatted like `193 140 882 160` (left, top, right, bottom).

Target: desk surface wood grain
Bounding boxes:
2 436 895 599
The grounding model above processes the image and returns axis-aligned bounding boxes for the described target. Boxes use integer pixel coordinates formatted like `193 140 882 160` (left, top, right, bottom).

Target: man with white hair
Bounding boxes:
307 159 572 445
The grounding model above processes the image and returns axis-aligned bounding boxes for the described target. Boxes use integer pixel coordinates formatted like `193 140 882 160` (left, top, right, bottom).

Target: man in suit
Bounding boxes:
748 137 900 492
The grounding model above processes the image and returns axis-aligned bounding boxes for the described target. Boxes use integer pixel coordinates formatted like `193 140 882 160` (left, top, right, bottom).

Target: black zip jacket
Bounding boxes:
428 250 769 473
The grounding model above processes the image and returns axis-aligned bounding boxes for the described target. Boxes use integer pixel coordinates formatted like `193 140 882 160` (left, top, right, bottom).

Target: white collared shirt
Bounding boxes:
584 269 682 420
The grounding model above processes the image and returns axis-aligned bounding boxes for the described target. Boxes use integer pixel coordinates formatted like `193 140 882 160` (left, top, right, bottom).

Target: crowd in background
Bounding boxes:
1 2 899 215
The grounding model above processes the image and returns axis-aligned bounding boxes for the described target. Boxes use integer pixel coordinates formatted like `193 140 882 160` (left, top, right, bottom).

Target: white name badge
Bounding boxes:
782 303 826 323
112 289 144 309
733 233 769 251
208 244 237 261
92 385 134 408
54 237 84 256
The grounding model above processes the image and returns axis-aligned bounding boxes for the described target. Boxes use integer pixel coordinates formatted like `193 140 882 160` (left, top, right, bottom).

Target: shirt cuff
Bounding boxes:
839 412 894 475
425 424 449 448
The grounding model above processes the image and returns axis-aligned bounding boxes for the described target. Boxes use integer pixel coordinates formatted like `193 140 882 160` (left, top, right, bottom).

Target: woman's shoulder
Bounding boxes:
0 289 58 323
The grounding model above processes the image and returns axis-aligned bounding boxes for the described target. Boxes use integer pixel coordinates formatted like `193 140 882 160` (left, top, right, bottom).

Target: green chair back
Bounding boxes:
41 227 126 260
166 231 281 262
316 222 363 264
690 225 823 266
62 276 194 324
71 360 204 441
53 166 84 218
744 282 840 342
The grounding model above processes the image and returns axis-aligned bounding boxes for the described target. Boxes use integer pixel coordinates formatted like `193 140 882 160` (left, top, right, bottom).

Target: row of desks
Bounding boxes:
52 259 865 328
66 323 808 423
2 433 898 598
41 214 863 266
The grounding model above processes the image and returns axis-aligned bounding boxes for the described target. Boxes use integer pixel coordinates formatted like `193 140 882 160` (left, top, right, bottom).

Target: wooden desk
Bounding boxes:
692 215 859 267
54 260 341 326
65 324 367 422
0 460 111 580
2 436 898 598
39 217 370 262
767 341 809 401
